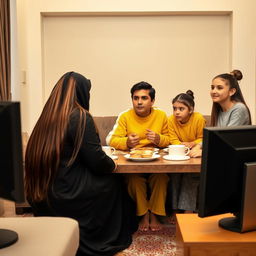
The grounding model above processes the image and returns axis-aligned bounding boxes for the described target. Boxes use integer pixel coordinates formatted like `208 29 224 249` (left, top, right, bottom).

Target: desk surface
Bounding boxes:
114 151 201 173
176 213 256 243
176 214 256 256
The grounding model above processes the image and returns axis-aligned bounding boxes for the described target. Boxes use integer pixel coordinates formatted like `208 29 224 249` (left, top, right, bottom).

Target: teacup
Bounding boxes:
168 145 190 157
102 146 116 156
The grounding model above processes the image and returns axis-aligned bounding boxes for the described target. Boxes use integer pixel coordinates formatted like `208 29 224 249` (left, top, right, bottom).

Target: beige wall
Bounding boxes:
42 14 230 118
16 0 256 133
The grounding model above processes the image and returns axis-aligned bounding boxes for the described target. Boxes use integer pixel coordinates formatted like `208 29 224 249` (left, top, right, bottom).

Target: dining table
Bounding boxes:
113 149 201 173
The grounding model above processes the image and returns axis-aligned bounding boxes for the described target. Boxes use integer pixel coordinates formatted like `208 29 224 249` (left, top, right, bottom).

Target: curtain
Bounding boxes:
0 0 11 101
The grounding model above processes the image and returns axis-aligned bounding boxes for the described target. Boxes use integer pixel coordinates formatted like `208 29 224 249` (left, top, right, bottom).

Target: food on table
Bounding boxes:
130 148 154 158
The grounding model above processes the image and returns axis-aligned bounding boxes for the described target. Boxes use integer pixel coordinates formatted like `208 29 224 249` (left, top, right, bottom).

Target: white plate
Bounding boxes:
109 155 118 160
124 154 160 162
163 155 190 161
131 148 159 152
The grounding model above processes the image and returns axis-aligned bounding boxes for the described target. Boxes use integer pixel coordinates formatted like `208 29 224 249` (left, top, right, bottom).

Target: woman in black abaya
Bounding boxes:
25 72 138 256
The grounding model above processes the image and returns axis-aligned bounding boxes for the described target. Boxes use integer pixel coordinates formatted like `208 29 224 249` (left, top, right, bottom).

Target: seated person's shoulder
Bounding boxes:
168 114 175 122
233 102 247 111
187 112 206 127
231 102 250 121
70 109 93 126
193 112 205 118
153 107 168 116
117 108 134 121
118 108 133 117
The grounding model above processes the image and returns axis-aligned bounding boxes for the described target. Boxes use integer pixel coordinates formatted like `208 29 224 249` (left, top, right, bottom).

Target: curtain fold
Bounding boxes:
0 0 11 101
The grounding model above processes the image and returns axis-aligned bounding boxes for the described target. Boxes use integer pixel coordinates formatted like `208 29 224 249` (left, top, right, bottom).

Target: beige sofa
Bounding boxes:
0 217 79 256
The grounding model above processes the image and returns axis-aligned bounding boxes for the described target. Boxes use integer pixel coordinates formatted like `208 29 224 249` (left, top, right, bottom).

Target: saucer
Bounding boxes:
124 154 160 162
109 155 118 160
163 155 190 161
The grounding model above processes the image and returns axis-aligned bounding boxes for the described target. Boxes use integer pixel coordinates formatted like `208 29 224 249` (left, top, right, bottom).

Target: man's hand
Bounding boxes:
127 133 140 148
145 129 160 145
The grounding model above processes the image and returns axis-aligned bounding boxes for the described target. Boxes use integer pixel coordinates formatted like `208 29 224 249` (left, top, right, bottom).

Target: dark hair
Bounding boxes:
130 81 155 101
210 72 251 126
230 69 243 81
172 90 195 111
25 72 91 201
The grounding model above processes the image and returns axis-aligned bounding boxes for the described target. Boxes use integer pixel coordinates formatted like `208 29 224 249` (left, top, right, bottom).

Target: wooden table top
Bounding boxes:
113 150 201 173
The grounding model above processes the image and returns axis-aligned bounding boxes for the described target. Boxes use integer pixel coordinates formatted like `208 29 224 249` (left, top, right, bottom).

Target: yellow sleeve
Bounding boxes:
168 117 182 145
106 113 129 150
158 115 171 147
193 115 206 144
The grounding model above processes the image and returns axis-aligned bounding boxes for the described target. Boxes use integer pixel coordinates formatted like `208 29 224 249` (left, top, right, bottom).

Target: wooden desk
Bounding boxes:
175 213 256 256
114 151 201 173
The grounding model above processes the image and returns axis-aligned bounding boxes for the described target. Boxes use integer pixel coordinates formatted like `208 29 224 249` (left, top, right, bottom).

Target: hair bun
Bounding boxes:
186 90 194 99
230 69 243 81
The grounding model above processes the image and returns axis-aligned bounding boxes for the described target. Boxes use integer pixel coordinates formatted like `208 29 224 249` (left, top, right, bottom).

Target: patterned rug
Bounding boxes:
123 224 177 256
20 207 178 256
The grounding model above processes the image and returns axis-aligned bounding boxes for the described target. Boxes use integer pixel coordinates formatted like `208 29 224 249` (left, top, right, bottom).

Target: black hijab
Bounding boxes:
62 71 91 111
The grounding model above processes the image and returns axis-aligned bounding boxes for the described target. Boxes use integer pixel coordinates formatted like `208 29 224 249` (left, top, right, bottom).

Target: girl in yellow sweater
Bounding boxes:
169 90 205 147
168 90 206 212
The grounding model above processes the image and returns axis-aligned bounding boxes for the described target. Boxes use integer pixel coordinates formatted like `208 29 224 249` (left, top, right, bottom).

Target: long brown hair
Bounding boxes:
210 72 251 126
25 72 91 201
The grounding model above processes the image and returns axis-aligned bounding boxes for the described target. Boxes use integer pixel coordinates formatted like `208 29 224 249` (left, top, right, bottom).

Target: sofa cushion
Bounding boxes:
0 217 79 256
93 116 118 146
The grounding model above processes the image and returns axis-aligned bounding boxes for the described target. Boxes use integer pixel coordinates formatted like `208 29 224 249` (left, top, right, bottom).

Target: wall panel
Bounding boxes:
42 14 230 116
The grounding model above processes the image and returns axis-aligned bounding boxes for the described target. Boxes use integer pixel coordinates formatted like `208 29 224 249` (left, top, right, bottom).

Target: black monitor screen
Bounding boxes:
0 101 25 248
198 125 256 233
0 102 24 203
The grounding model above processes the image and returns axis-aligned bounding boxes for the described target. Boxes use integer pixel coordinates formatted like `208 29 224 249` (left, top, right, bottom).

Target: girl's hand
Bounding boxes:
189 144 202 158
181 142 196 149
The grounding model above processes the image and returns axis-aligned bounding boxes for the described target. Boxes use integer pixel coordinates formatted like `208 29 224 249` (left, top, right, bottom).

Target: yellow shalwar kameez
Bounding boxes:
107 107 170 216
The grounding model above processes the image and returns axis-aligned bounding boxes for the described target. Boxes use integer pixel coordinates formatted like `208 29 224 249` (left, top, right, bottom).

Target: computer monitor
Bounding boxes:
0 101 25 248
198 125 256 233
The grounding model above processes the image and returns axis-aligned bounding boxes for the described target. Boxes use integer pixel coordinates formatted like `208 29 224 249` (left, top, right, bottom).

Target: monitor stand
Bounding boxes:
218 213 241 233
219 162 256 233
0 229 18 249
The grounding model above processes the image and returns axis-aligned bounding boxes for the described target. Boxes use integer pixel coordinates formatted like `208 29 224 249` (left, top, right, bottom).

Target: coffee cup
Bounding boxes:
102 146 116 156
168 145 190 157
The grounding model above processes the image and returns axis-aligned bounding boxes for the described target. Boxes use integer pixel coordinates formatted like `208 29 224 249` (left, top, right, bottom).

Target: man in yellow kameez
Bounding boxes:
107 81 170 231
